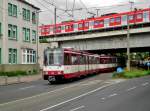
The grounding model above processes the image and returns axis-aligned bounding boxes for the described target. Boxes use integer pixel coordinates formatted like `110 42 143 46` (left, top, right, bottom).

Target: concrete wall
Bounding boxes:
0 64 40 73
60 32 150 51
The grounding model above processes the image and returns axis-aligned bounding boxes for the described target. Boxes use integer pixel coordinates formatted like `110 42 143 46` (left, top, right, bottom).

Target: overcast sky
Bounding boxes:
26 0 149 25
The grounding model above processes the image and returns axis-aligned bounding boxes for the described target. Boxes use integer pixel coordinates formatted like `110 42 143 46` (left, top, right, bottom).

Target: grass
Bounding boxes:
113 69 150 79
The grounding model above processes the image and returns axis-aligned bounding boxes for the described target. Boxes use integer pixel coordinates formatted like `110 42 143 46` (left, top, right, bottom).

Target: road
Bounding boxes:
0 73 149 111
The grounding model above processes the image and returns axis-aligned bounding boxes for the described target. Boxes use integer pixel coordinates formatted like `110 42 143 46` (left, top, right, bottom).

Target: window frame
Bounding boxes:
22 49 36 64
32 30 36 43
8 24 17 40
8 3 17 17
8 48 17 64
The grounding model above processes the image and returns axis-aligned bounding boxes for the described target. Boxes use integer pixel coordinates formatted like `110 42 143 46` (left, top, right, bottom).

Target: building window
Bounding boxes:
23 28 30 42
8 3 17 17
0 48 1 64
32 12 36 24
0 23 2 35
9 48 17 64
22 8 30 21
8 24 17 39
32 30 36 43
22 49 36 64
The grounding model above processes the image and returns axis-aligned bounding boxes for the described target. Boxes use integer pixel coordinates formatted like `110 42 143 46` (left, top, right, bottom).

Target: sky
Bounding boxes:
26 0 149 25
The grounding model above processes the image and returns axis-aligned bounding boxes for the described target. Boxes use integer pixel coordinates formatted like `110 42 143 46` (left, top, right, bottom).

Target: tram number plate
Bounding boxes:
48 76 56 81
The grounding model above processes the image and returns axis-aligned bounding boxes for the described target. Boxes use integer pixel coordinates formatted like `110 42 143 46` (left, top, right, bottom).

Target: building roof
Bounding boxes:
18 0 40 10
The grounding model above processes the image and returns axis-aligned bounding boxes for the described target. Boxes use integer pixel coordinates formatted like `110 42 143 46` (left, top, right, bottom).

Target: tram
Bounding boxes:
42 47 119 83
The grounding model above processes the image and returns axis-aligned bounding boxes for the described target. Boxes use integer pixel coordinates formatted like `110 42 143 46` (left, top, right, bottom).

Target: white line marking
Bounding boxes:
40 84 113 111
101 97 106 100
0 83 79 106
19 86 35 90
126 86 137 91
108 93 118 98
142 82 149 86
81 80 102 86
70 106 85 111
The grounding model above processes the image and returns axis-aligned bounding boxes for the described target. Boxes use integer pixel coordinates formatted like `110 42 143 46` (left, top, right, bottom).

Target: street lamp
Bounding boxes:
126 1 134 71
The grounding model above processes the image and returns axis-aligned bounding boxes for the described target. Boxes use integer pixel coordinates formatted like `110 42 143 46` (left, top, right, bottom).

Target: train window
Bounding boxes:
128 15 134 20
64 53 70 65
110 18 115 23
89 21 94 26
85 22 89 27
122 15 127 21
94 20 103 26
96 58 100 64
74 24 78 28
136 13 142 19
65 25 69 30
41 29 45 33
71 54 78 65
46 28 50 32
48 53 54 65
143 12 148 18
78 23 83 28
56 26 61 31
85 56 89 64
116 17 121 23
50 27 53 32
61 26 65 30
79 55 86 64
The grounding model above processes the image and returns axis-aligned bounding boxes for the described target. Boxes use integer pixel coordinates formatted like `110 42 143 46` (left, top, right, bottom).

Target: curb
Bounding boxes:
0 74 42 86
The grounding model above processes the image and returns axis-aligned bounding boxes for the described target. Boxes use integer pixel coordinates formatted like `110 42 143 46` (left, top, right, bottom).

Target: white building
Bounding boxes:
0 0 40 72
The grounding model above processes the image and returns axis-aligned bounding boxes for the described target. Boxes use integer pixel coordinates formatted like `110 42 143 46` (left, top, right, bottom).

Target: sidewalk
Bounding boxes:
0 74 42 85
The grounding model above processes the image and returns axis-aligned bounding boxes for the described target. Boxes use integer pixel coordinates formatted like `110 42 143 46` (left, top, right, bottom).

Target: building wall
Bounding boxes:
0 0 40 72
0 0 3 64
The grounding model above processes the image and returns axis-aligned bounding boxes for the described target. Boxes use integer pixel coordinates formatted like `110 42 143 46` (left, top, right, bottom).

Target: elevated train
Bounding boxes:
39 8 150 37
43 48 120 83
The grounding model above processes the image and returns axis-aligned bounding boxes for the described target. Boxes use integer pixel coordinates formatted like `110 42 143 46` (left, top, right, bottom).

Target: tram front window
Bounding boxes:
47 50 63 65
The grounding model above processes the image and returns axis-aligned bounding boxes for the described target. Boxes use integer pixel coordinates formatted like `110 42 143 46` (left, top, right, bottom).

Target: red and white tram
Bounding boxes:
42 47 119 83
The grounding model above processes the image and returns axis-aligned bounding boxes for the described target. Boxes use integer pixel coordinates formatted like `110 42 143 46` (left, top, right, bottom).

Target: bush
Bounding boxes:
0 71 27 77
113 70 150 79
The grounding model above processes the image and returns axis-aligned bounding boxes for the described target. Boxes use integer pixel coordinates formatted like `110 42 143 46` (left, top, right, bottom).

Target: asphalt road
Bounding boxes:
0 73 149 111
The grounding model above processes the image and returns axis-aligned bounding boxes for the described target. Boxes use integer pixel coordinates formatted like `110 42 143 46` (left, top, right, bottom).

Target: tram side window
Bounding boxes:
71 54 78 65
79 55 86 64
64 53 70 65
96 58 100 64
89 56 92 64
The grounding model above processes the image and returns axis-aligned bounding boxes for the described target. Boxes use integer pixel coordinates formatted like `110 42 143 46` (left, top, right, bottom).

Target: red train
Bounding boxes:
39 8 150 36
42 47 119 83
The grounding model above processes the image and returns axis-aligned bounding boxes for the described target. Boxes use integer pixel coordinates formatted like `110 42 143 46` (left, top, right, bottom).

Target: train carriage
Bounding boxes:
43 47 119 83
39 8 150 37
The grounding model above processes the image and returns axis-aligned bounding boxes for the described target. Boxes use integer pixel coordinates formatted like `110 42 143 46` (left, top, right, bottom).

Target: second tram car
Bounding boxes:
43 47 119 83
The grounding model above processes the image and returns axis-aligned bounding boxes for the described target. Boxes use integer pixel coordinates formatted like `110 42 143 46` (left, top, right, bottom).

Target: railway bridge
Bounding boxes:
42 26 150 54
